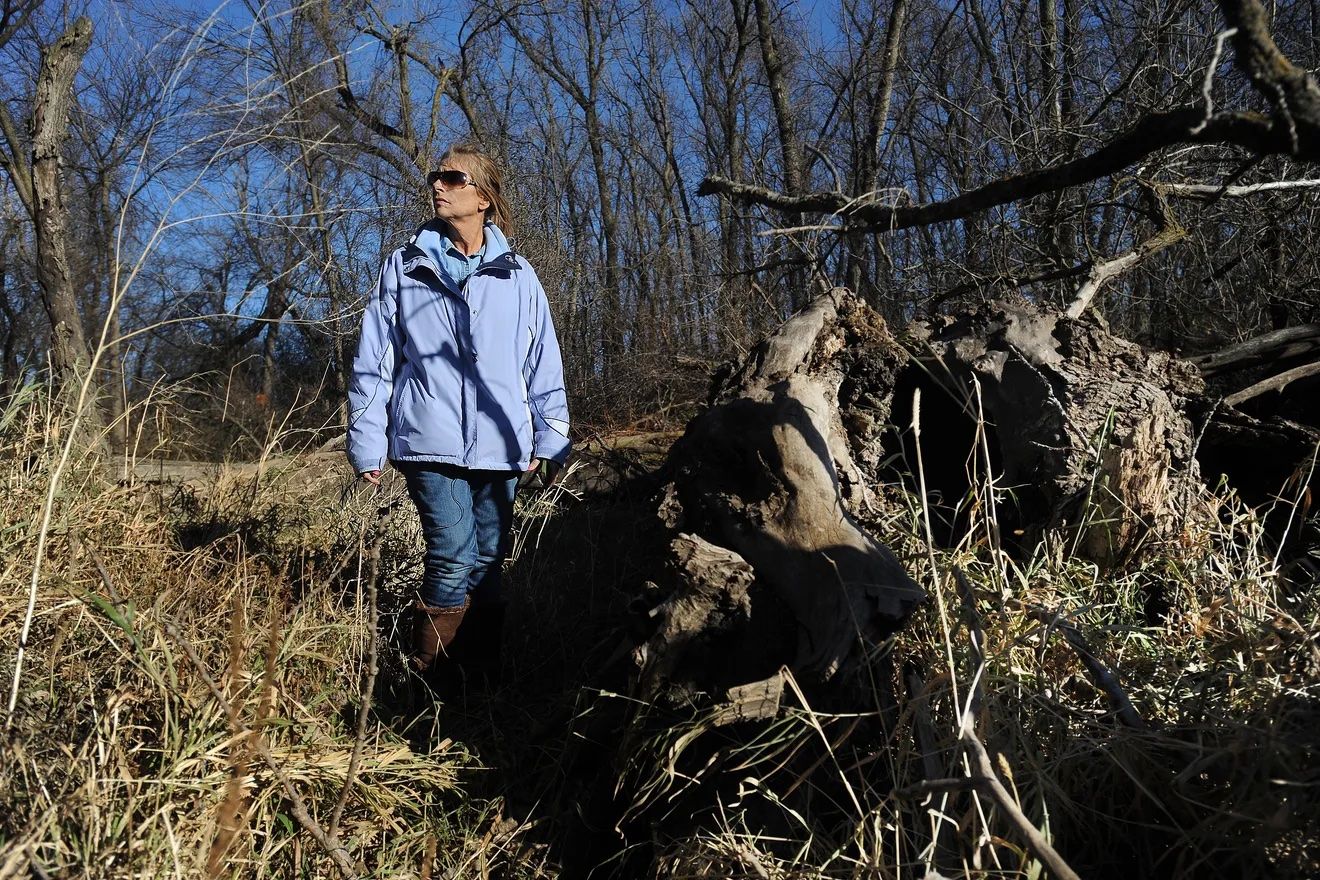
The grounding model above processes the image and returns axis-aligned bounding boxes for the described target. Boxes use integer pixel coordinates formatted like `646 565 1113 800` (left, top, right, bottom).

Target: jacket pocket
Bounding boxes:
391 375 414 429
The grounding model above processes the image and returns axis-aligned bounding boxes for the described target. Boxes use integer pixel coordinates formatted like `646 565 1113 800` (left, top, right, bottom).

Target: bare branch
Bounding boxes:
1224 359 1320 406
1220 0 1320 154
1066 184 1186 319
1030 607 1147 730
1157 178 1320 199
1192 324 1320 376
961 726 1084 880
310 0 422 166
699 108 1286 233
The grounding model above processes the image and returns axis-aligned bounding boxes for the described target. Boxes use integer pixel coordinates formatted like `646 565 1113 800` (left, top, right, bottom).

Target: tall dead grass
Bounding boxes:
0 386 488 879
612 430 1319 878
2 378 1317 879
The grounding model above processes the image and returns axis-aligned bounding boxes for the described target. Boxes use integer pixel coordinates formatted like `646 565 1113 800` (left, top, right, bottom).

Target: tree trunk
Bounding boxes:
31 18 95 387
906 300 1211 563
638 290 926 701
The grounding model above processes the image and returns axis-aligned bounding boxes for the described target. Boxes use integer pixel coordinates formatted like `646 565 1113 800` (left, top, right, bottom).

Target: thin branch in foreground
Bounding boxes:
1030 607 1147 730
329 526 384 837
959 724 1084 880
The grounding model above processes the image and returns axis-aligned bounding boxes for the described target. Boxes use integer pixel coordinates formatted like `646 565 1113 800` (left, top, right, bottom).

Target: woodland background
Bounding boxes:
2 0 1320 878
2 0 1318 449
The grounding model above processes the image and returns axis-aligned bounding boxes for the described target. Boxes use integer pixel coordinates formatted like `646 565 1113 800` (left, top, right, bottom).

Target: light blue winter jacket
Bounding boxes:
346 221 571 474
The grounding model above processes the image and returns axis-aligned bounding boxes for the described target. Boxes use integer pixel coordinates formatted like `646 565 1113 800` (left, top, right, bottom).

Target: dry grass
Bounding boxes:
2 382 1317 879
0 387 488 879
613 442 1320 879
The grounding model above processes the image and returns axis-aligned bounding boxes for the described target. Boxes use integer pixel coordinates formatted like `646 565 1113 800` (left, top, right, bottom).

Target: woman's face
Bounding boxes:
432 157 491 226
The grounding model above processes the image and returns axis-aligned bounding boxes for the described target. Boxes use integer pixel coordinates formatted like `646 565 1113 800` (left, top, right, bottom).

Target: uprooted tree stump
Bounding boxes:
904 300 1215 562
633 290 1245 708
580 287 1318 876
636 292 926 700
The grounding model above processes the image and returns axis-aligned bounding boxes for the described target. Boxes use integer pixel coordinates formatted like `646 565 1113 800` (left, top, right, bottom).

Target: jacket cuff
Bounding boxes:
533 432 571 465
348 453 386 474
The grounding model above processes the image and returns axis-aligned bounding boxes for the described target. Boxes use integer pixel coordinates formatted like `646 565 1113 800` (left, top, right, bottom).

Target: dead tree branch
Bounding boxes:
1220 0 1320 152
1066 184 1186 319
700 0 1320 232
1157 178 1320 199
1224 360 1320 406
699 108 1282 232
1192 324 1320 376
1031 607 1147 730
960 726 1084 880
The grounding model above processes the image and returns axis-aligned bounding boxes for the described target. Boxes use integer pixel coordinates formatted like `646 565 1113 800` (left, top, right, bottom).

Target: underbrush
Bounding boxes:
616 470 1320 878
0 389 497 879
2 383 1317 879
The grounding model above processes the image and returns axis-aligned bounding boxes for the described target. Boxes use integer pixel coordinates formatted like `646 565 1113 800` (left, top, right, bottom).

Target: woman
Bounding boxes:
347 144 571 678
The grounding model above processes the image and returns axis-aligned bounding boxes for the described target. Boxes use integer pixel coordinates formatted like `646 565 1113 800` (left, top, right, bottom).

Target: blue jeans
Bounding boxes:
399 462 519 609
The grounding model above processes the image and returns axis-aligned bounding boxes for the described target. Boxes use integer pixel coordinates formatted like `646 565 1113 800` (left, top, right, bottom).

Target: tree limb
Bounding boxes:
1157 178 1320 199
700 0 1320 232
1224 359 1320 406
699 108 1284 232
1192 324 1320 376
311 0 421 165
1219 0 1320 154
1066 183 1186 319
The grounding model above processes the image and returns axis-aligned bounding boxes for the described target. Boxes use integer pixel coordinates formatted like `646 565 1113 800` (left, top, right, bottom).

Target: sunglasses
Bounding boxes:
427 169 477 190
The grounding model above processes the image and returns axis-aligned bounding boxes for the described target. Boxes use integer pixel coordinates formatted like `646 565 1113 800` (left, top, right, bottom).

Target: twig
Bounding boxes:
329 527 384 836
163 620 363 879
1190 28 1238 135
1030 606 1147 730
960 724 1083 880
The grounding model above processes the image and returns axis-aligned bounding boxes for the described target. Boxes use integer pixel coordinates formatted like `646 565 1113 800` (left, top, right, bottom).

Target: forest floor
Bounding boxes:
2 397 1318 878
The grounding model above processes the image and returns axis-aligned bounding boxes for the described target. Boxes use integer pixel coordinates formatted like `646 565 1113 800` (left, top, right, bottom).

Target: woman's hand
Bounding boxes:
527 458 562 487
361 469 382 485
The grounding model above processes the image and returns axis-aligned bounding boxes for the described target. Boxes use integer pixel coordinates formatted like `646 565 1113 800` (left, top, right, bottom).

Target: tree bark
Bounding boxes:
639 290 926 699
26 17 94 388
909 300 1212 563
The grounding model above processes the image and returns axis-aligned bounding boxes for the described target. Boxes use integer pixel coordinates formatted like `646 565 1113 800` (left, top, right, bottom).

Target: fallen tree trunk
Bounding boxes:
593 286 1317 878
905 300 1214 562
634 289 1318 707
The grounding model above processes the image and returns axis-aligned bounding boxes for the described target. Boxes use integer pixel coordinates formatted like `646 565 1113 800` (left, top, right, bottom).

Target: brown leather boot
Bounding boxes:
411 597 470 672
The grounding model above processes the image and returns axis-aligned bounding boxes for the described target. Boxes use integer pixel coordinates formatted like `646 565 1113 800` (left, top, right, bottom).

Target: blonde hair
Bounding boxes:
432 144 514 237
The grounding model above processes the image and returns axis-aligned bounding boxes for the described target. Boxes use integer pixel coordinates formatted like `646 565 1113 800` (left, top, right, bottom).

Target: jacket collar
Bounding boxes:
400 220 518 280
